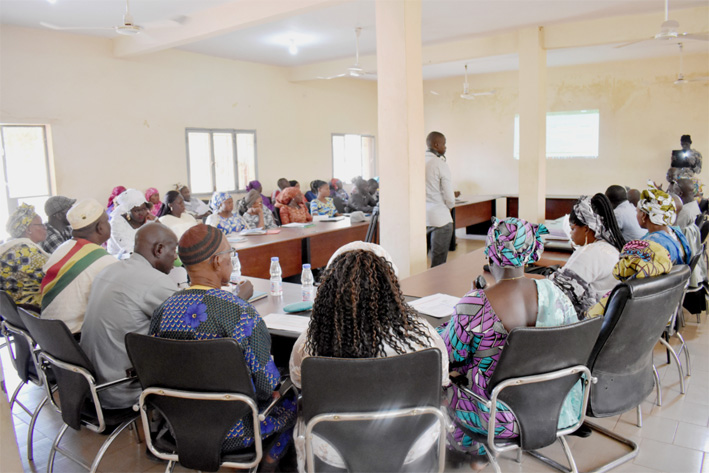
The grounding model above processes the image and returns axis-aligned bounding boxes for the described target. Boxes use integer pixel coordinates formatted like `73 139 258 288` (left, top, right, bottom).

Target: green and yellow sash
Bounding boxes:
41 239 110 309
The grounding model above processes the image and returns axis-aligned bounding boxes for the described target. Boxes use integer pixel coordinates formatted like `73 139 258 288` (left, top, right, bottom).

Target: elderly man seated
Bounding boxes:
42 196 76 254
80 223 178 409
149 224 295 471
41 199 117 333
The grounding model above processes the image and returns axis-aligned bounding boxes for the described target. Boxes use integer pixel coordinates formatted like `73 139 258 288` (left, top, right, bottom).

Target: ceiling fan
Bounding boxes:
317 28 376 80
460 65 495 100
40 0 180 36
615 0 708 48
673 43 709 85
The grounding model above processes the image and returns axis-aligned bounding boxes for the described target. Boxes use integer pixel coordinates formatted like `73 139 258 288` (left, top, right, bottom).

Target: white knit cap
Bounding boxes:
67 199 104 230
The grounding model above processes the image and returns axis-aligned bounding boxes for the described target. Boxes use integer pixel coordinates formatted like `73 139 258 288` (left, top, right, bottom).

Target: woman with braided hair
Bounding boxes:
549 193 625 316
439 217 580 470
289 243 448 472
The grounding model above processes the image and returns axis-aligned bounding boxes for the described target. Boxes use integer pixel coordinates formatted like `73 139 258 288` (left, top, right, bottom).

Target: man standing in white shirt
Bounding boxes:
425 131 456 267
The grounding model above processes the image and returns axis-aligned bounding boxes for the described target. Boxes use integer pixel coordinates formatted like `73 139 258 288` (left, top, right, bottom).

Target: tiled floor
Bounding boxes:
2 237 708 472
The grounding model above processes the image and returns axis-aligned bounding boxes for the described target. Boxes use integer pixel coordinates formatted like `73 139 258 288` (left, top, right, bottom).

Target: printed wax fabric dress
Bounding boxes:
0 238 48 307
438 279 580 454
149 287 296 455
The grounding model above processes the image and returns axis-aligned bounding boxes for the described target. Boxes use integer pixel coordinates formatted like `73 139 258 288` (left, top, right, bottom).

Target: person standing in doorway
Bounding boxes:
425 131 457 267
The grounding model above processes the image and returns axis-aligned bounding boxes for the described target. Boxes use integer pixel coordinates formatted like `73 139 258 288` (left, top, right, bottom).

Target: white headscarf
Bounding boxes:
112 189 148 218
326 241 399 276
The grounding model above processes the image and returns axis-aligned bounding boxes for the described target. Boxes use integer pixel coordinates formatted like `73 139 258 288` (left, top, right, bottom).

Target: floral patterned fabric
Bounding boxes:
150 287 295 453
205 213 249 235
0 238 48 307
310 197 337 217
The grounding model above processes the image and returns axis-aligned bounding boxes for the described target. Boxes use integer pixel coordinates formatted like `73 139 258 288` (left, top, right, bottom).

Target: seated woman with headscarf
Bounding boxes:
236 181 274 215
637 183 692 265
106 185 126 215
150 224 295 471
1 203 49 310
329 178 349 202
548 194 625 316
158 190 198 240
145 188 162 218
588 240 673 318
108 189 151 259
289 242 448 472
241 190 277 229
439 217 581 469
205 192 249 235
275 187 312 225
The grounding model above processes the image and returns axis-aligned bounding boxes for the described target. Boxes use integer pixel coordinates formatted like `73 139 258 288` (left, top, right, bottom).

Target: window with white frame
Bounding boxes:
0 124 52 240
185 129 257 194
332 134 376 183
514 110 600 159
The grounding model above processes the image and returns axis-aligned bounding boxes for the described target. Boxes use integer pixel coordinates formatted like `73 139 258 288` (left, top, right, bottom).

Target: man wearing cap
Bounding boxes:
81 223 178 409
40 199 117 333
42 196 76 254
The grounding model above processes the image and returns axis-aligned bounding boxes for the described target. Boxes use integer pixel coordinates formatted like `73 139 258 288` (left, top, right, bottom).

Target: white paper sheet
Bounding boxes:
408 293 460 318
262 313 310 333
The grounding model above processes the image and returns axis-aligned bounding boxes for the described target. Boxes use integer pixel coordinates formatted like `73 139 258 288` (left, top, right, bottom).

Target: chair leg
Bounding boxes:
559 436 579 473
663 332 671 365
88 418 138 473
47 424 70 473
482 447 501 473
658 337 686 394
580 421 639 473
165 460 176 473
652 365 662 406
8 382 29 415
675 332 692 377
636 405 642 428
516 447 523 463
27 395 48 461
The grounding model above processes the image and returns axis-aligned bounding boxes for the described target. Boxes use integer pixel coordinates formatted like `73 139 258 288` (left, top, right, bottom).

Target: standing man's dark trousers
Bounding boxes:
427 222 454 267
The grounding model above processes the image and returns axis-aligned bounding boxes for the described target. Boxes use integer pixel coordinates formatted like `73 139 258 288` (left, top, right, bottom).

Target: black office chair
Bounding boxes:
300 349 446 473
0 292 53 461
18 309 139 473
540 265 691 473
364 207 379 243
451 318 603 473
125 333 296 472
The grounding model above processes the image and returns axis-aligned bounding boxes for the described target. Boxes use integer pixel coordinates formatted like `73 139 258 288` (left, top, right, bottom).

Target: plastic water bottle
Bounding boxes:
230 252 241 284
301 264 314 302
269 257 283 296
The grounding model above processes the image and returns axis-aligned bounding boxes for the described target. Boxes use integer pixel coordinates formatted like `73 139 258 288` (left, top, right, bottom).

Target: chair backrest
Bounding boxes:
301 349 442 472
125 333 257 472
698 218 709 244
364 207 379 243
486 317 603 451
0 291 36 384
688 251 703 273
587 265 690 418
18 309 96 430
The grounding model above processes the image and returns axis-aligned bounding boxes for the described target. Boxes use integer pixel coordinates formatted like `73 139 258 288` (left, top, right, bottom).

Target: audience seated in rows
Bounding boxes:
1 203 48 310
177 184 212 220
303 180 318 202
271 177 289 205
80 223 178 409
549 194 626 316
241 189 277 229
439 217 580 470
41 199 117 333
637 183 691 265
158 190 197 240
329 178 349 202
107 189 152 258
42 196 76 254
289 242 448 472
149 224 295 469
587 240 673 318
237 180 274 214
605 185 647 241
205 192 248 235
309 180 338 217
145 188 162 218
675 178 701 229
276 187 312 224
346 176 377 213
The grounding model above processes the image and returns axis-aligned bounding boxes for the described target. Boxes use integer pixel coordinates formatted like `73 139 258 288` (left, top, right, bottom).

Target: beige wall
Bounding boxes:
424 53 709 197
0 26 378 203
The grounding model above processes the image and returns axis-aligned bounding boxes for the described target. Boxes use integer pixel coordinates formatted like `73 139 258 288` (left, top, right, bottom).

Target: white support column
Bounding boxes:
517 27 547 223
375 0 426 278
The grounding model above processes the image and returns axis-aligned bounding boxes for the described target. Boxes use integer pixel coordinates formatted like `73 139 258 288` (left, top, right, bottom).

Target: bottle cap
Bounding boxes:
271 257 279 261
303 264 311 269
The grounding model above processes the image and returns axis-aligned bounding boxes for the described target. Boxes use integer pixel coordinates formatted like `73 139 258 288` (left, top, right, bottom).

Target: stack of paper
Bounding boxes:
282 222 315 228
262 313 310 333
408 293 460 318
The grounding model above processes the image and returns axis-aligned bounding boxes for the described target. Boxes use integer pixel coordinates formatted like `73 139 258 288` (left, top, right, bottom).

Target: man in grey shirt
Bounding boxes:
605 185 647 241
80 223 178 409
425 131 457 267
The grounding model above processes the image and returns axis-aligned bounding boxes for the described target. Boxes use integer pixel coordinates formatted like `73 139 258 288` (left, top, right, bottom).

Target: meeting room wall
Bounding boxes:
424 52 709 198
0 26 378 204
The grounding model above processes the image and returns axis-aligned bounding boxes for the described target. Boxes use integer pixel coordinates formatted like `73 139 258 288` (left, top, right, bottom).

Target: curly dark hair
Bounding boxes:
306 249 432 358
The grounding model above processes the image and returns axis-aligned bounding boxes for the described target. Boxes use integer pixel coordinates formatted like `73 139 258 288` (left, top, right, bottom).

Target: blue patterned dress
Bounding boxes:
205 213 249 235
149 287 296 455
310 198 337 217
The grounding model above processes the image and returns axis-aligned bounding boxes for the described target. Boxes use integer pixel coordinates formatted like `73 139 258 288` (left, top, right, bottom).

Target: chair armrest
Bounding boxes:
258 378 298 422
95 374 138 392
451 379 492 409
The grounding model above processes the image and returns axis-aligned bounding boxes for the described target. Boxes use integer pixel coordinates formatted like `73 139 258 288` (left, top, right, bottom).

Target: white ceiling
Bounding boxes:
1 0 707 79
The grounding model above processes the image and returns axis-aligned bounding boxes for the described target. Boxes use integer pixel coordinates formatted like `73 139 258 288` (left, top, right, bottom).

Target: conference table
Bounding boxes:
229 218 370 279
